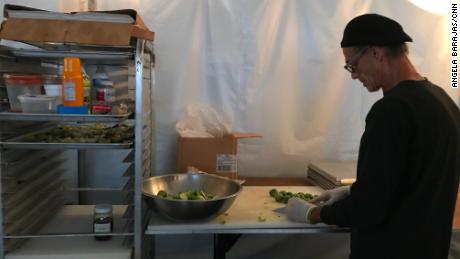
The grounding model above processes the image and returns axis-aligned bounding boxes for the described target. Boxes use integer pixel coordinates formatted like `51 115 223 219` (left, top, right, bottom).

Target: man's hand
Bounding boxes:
286 197 317 224
310 185 350 205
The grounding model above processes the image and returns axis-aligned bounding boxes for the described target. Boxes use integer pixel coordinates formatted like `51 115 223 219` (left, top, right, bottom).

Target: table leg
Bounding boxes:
213 234 241 259
146 235 155 259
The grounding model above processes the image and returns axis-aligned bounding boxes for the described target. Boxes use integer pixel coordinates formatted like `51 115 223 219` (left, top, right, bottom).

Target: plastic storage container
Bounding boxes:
3 74 43 112
43 75 62 105
91 66 114 114
17 95 57 113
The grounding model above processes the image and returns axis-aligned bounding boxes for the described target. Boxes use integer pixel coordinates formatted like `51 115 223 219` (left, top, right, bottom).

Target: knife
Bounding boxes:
273 206 286 214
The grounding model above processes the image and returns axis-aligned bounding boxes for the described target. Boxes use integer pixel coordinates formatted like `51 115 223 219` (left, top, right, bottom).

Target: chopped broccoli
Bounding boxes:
179 192 189 200
155 189 216 201
268 188 318 204
156 190 167 198
258 216 267 222
269 188 278 197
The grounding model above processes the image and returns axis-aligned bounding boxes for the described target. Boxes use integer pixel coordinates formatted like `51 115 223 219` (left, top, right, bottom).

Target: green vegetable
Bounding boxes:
179 192 189 200
156 190 167 198
156 190 215 201
258 216 267 222
22 123 134 144
268 188 318 204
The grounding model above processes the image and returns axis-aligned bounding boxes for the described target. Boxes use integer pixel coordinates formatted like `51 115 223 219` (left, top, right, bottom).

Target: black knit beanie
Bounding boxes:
341 14 413 47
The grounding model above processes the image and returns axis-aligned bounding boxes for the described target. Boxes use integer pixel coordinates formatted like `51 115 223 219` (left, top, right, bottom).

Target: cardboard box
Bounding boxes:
177 133 260 179
0 4 154 46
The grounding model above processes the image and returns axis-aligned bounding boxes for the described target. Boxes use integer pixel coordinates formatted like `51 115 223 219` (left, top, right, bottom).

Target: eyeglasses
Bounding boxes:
343 47 368 73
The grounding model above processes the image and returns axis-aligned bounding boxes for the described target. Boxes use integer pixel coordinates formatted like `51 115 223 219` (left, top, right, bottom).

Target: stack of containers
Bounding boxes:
91 66 115 114
3 74 47 112
43 75 62 106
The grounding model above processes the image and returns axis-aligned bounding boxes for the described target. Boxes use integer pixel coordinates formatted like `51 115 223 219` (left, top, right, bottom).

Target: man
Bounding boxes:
287 14 460 259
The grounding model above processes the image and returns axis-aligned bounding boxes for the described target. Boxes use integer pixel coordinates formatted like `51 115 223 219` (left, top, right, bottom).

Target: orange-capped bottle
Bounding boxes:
62 57 84 106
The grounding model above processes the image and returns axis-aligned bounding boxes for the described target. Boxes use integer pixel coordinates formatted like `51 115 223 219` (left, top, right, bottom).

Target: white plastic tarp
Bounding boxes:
120 0 456 177
1 0 458 177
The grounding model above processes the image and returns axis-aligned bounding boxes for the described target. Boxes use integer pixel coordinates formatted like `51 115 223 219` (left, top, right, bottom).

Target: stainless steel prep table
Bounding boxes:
145 186 349 259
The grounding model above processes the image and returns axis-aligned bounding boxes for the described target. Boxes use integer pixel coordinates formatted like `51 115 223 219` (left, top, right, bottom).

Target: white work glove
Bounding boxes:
310 185 350 205
286 197 317 224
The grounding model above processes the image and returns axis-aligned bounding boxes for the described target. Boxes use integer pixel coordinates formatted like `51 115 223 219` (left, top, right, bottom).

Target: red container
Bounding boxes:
3 74 43 112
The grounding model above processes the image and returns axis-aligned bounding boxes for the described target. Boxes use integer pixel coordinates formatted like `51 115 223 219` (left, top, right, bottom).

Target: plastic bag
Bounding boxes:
176 103 233 138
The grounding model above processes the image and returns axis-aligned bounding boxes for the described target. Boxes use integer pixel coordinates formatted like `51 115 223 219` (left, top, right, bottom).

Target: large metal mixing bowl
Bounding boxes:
142 173 242 221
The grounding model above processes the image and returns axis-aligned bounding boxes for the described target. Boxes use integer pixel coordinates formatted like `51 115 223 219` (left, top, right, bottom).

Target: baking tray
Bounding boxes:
0 125 133 149
3 178 63 223
0 112 131 122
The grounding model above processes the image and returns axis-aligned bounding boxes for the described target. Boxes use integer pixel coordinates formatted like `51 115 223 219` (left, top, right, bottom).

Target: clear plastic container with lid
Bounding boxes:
93 204 113 241
3 74 43 112
18 95 57 113
43 75 62 105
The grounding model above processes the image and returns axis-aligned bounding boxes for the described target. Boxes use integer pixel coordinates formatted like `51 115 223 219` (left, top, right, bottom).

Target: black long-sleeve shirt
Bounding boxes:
321 79 460 259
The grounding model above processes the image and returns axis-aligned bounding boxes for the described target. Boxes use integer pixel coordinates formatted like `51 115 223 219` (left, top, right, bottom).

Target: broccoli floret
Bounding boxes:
158 190 215 200
179 192 189 200
274 194 284 202
156 190 167 198
269 189 317 204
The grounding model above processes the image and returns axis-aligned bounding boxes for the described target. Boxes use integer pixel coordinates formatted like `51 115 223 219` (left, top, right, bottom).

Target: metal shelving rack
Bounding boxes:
0 39 154 259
